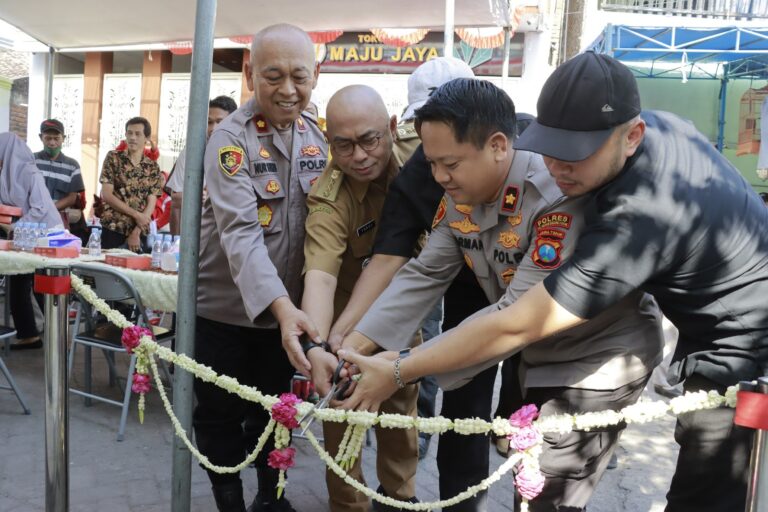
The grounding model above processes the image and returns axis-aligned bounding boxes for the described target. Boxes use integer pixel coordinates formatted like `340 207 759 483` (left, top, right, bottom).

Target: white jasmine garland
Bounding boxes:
316 408 347 423
534 414 574 435
346 410 378 428
68 275 742 505
378 413 415 429
416 416 453 434
491 417 516 437
453 418 492 435
622 399 670 424
669 390 725 415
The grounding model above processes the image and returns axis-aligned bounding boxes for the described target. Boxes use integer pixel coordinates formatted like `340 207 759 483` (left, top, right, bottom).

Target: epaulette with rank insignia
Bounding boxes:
396 120 418 141
310 166 344 203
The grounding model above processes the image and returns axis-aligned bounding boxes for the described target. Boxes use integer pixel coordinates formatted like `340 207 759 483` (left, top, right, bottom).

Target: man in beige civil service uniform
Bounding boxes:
194 24 328 512
301 86 420 511
340 79 663 511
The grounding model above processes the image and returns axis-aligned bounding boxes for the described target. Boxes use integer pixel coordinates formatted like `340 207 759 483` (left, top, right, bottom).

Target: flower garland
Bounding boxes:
68 274 742 509
270 394 302 497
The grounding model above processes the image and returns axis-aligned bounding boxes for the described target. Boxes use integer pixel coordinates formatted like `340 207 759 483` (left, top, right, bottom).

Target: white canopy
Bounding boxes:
0 0 513 50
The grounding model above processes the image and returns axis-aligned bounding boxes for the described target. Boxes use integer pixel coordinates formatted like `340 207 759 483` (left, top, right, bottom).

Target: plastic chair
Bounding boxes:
0 326 31 414
67 264 174 441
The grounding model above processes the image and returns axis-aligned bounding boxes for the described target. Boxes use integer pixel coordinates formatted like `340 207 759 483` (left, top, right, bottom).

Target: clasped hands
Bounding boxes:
308 341 402 413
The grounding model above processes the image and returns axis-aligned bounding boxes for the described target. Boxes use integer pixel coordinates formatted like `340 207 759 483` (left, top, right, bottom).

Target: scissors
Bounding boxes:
299 359 351 435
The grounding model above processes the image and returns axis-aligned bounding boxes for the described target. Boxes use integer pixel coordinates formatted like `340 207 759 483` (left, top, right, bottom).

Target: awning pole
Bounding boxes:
171 0 216 510
717 73 728 153
502 26 511 88
444 0 455 57
45 47 55 118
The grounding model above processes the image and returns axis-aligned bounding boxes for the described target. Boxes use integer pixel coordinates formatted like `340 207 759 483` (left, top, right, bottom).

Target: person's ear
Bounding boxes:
244 60 255 92
625 119 645 157
488 132 509 161
388 115 397 138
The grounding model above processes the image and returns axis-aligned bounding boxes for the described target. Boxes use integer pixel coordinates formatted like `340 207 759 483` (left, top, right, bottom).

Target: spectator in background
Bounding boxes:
98 117 162 252
166 95 238 235
34 119 88 243
0 132 60 350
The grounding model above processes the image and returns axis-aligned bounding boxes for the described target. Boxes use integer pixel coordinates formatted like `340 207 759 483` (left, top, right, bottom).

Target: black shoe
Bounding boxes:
10 339 42 350
372 485 419 512
418 435 431 460
247 494 296 512
212 482 246 512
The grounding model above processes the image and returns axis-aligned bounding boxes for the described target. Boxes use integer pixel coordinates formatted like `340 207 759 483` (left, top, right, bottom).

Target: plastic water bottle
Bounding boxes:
161 234 172 254
151 236 163 268
12 222 23 250
20 223 32 251
35 223 46 247
87 227 102 257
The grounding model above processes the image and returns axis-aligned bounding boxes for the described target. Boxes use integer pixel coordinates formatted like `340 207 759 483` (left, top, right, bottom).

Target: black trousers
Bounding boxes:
101 227 149 253
192 316 295 486
665 374 751 512
9 274 44 339
520 375 649 512
438 358 524 512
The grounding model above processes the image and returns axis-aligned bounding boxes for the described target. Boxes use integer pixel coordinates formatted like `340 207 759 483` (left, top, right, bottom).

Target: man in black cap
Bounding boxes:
35 119 86 234
339 52 768 512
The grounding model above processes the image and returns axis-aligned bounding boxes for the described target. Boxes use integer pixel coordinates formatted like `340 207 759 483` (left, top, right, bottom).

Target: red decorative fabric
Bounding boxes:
734 390 768 431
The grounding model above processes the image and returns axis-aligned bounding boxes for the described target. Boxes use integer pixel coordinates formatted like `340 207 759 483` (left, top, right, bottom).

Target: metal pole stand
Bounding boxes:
34 265 71 512
738 378 768 512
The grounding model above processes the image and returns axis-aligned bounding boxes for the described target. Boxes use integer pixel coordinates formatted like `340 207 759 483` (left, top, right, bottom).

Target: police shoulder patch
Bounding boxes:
218 146 245 177
432 197 447 229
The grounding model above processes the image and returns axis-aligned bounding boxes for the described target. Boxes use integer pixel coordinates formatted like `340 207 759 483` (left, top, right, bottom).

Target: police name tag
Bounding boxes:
356 220 376 237
254 162 278 175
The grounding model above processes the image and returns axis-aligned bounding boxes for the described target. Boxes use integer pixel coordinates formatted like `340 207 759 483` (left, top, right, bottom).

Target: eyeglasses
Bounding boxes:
332 133 383 157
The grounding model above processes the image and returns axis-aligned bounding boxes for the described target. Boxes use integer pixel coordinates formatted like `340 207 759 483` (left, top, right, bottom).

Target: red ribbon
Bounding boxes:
734 390 768 431
33 274 71 295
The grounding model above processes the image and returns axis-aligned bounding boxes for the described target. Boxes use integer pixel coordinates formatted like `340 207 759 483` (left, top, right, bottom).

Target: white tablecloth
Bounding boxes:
0 250 178 312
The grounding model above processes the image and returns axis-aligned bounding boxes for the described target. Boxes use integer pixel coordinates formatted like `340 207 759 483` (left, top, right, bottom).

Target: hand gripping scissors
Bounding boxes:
298 359 351 435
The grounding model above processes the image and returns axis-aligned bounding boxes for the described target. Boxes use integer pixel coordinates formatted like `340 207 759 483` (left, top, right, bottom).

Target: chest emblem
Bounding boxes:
218 146 244 177
259 147 271 159
301 145 322 157
266 180 281 194
508 213 522 227
501 267 516 285
455 204 473 215
501 185 519 213
254 114 269 133
449 216 480 234
257 204 273 228
432 197 447 229
498 230 520 249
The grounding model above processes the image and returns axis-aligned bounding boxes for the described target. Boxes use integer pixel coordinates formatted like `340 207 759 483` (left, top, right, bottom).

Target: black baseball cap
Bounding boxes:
40 119 65 135
514 51 641 162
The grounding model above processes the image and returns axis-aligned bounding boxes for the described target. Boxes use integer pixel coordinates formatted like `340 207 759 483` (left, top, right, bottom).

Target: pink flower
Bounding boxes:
278 393 302 407
131 373 151 394
271 394 302 429
515 464 546 500
268 447 296 471
509 425 543 452
509 404 539 428
121 326 152 353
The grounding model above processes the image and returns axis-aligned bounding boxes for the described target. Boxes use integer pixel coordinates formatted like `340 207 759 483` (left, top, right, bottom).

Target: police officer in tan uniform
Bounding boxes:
302 86 419 511
194 24 327 512
339 79 663 511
